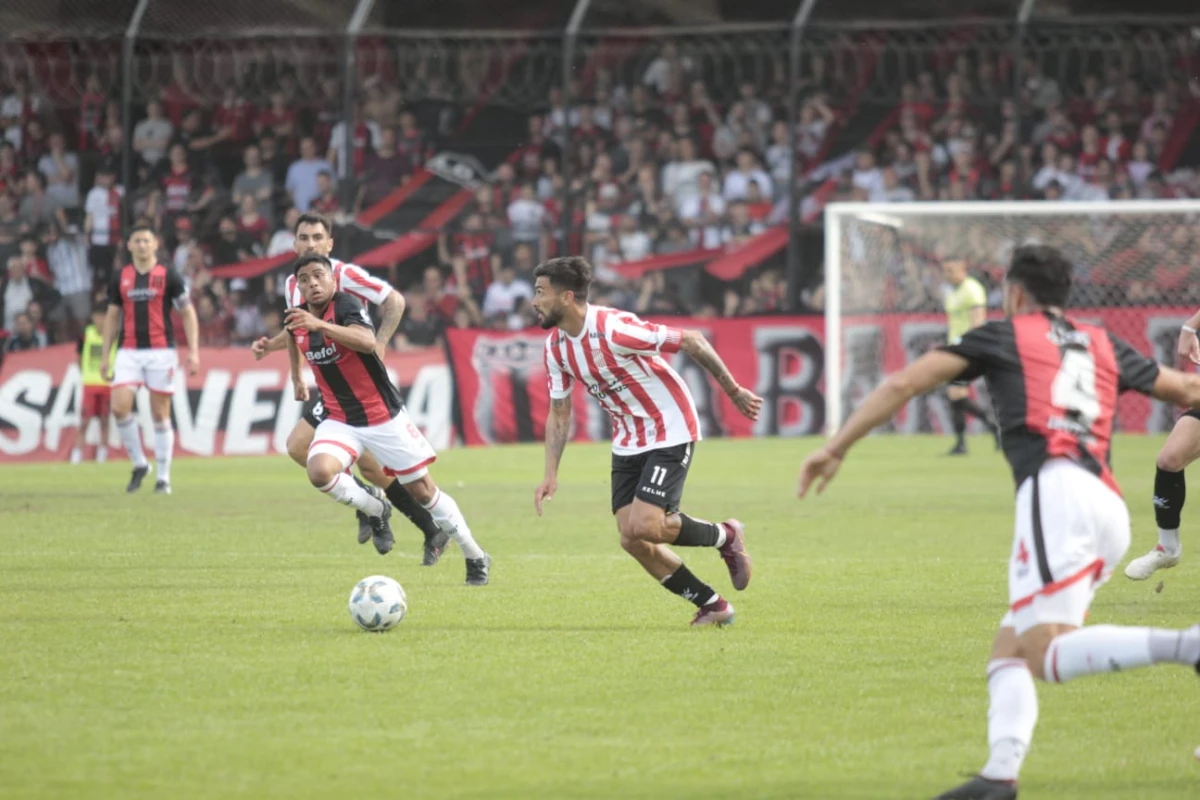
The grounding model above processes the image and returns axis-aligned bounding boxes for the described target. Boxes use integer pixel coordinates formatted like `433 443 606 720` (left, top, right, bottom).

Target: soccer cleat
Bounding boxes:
126 465 150 493
1124 545 1181 580
932 776 1017 800
153 480 171 495
367 502 394 556
465 553 491 586
356 486 389 549
422 529 450 567
947 442 968 456
690 597 735 627
718 519 752 591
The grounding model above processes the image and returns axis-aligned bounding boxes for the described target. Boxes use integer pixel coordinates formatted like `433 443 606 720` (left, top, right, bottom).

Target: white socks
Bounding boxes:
1044 625 1200 683
1158 528 1181 554
154 422 174 484
116 415 148 469
423 489 485 560
979 658 1038 782
319 473 386 516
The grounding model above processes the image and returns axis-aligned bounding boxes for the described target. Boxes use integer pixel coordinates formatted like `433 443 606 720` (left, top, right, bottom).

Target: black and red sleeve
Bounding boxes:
334 292 374 330
1108 332 1160 395
107 268 122 310
939 320 1011 382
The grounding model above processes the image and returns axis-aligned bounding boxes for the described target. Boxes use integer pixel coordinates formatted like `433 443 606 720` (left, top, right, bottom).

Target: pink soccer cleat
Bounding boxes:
690 597 735 627
718 519 752 591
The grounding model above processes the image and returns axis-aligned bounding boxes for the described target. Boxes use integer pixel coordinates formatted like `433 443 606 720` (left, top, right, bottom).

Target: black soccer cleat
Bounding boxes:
932 776 1017 800
367 501 394 556
126 465 150 493
947 442 968 456
356 485 388 547
153 480 171 495
465 553 491 586
422 529 450 567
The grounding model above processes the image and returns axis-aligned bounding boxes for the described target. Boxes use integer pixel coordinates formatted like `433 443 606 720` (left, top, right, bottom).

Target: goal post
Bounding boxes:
823 199 1200 437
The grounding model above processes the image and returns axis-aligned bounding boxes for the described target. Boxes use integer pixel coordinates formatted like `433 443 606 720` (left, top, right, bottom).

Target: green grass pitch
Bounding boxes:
1 436 1198 799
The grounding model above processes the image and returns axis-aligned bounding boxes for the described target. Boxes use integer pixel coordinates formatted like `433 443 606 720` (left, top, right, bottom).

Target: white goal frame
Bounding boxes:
823 199 1200 435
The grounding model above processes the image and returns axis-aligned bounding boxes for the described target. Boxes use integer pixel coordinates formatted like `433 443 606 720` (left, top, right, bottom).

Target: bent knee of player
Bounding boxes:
357 456 390 489
1016 623 1072 681
1157 442 1194 473
405 474 438 506
627 508 666 543
306 455 341 488
110 388 136 419
287 428 313 467
619 529 654 558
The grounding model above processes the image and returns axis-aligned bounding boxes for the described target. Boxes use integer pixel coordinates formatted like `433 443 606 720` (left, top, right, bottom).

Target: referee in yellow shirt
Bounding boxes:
71 305 117 464
942 258 999 455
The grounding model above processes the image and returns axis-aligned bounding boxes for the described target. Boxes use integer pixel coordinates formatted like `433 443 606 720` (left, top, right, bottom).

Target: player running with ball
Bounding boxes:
798 246 1200 800
253 211 448 564
532 256 761 626
286 254 490 585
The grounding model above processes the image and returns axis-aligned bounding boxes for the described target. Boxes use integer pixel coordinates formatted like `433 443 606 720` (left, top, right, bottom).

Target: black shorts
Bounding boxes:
301 391 328 428
611 441 696 515
1183 409 1200 422
949 379 972 389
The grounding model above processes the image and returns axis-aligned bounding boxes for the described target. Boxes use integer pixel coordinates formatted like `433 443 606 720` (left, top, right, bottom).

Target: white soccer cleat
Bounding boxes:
1124 546 1181 581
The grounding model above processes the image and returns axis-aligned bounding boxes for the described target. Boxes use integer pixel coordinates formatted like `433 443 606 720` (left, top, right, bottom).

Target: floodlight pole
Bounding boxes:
1012 0 1038 174
559 0 593 256
785 0 819 310
121 0 151 228
342 0 375 212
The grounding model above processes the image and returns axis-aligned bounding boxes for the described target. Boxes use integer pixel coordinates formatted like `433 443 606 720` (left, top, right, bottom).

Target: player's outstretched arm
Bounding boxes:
679 329 763 421
535 397 572 516
373 292 406 354
798 350 969 498
1149 366 1200 409
253 329 290 359
285 332 308 402
1178 309 1200 366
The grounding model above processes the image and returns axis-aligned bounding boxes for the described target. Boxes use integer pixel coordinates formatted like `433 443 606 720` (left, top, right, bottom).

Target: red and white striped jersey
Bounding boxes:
544 305 700 456
285 259 393 309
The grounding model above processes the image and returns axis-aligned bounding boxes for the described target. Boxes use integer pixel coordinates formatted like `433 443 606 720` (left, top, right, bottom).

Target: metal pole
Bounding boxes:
342 0 375 212
785 0 819 310
559 0 593 257
1013 0 1038 191
121 0 151 229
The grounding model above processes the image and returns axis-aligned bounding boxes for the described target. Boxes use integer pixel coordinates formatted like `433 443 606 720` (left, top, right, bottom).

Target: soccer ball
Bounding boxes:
348 575 407 632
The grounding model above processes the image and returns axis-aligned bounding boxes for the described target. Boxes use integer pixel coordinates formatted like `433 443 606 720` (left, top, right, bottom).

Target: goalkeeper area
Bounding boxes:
824 199 1200 435
2 438 1198 799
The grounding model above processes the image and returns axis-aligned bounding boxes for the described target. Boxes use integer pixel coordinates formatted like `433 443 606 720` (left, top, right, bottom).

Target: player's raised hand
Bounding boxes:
728 386 763 421
1178 328 1200 366
186 350 200 376
534 477 557 516
797 447 843 498
285 307 324 333
293 379 309 402
251 336 270 360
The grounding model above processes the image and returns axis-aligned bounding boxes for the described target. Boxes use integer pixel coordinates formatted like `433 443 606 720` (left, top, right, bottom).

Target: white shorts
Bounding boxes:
1002 458 1131 635
112 348 179 395
308 412 437 484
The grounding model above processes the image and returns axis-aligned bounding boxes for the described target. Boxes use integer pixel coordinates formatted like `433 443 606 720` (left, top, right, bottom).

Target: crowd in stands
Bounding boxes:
1 27 1197 354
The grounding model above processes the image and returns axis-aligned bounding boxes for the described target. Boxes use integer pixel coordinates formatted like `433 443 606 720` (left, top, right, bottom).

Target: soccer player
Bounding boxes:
251 211 447 562
531 256 762 627
100 224 199 494
286 254 491 586
797 245 1200 800
71 304 117 464
941 257 1000 454
1124 308 1200 580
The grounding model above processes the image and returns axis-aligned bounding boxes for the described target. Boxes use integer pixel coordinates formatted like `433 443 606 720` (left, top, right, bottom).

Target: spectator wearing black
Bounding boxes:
393 293 443 349
211 216 252 266
2 255 58 330
4 311 43 352
356 128 410 212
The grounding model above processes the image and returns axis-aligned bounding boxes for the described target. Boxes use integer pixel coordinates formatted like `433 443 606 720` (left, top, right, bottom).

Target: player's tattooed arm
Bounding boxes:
679 329 764 421
536 397 572 515
374 291 406 352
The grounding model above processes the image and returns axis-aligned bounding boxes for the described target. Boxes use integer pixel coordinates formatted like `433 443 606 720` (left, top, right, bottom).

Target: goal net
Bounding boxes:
824 199 1200 437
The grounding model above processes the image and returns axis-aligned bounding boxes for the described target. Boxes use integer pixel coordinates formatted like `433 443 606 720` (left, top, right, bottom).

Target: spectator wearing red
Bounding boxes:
159 144 194 221
256 90 298 155
213 83 255 149
20 118 48 166
440 212 494 301
421 265 461 325
744 180 773 222
194 292 233 347
236 194 271 249
160 57 200 127
1076 124 1105 180
898 80 936 126
327 103 379 179
310 171 341 216
0 142 18 194
355 127 410 212
78 73 107 152
395 109 430 172
1102 110 1132 163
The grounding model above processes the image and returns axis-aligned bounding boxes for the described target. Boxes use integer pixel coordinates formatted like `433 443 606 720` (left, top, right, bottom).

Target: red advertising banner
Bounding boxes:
444 317 827 447
0 345 450 463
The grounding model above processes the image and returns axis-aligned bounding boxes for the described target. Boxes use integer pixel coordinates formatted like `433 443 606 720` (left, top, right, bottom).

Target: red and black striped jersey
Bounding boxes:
107 263 188 349
942 312 1160 496
292 292 403 427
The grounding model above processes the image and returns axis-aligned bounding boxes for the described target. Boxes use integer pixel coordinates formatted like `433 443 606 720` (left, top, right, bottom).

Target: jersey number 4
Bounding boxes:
1051 347 1100 426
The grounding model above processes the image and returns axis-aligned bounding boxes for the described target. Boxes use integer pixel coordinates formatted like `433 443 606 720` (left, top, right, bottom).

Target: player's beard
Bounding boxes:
537 306 563 329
